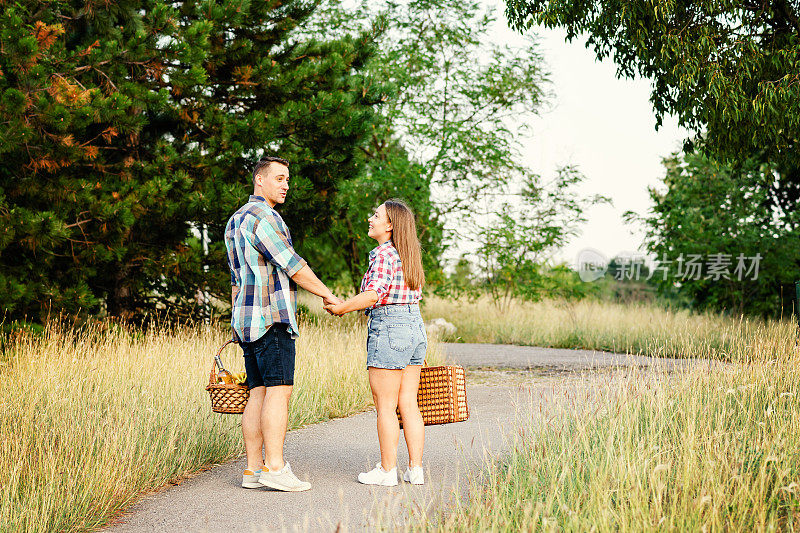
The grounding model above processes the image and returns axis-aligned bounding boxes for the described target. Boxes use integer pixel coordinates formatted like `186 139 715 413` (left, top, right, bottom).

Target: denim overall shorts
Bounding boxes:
366 303 427 369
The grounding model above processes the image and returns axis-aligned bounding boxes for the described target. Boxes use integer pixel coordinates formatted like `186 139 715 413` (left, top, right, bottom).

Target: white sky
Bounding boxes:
483 14 693 269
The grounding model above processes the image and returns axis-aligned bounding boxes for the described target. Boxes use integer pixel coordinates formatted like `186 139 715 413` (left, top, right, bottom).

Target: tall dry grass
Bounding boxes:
410 312 800 531
0 315 444 532
423 296 797 361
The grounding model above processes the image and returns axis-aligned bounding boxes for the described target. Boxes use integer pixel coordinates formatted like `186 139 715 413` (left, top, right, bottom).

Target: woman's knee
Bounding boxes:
374 394 399 412
397 395 419 414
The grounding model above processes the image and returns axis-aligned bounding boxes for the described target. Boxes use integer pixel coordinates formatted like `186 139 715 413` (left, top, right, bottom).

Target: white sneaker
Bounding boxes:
403 465 424 485
358 463 398 486
258 462 311 492
242 467 263 489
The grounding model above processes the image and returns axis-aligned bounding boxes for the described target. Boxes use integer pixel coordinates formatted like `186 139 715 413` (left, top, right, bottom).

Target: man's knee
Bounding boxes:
248 385 267 401
264 384 293 402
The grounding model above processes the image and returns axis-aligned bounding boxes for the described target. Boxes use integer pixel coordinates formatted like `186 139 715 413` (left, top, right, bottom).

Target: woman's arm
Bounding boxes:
326 290 379 316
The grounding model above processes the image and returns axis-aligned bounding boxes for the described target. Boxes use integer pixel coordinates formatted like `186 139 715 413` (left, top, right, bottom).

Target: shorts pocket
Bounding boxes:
367 329 378 359
368 316 381 334
387 324 412 352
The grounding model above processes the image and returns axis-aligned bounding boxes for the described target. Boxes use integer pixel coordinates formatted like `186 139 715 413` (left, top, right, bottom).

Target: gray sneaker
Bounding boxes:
258 462 312 492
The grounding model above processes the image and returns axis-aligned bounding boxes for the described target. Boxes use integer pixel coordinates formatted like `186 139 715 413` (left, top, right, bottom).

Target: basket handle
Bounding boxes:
208 339 238 386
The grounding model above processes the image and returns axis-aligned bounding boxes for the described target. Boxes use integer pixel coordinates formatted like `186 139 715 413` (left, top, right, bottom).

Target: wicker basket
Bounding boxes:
206 340 250 414
397 363 469 427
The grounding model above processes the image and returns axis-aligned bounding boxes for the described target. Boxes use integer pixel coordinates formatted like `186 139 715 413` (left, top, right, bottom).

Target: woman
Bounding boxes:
325 199 427 486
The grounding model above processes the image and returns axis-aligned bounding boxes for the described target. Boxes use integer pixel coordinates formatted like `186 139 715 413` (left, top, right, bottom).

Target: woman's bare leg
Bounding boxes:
368 367 403 470
398 365 424 466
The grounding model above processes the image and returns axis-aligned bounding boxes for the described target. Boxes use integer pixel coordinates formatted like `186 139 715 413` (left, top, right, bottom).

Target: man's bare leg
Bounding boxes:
242 386 266 471
262 384 293 471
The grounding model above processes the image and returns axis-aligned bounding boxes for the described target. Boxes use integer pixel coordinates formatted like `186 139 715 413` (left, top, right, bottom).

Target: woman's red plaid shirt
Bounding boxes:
360 241 422 313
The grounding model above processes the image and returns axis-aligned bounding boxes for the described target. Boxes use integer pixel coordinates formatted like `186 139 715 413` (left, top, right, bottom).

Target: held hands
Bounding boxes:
322 295 349 317
322 295 346 317
324 302 348 317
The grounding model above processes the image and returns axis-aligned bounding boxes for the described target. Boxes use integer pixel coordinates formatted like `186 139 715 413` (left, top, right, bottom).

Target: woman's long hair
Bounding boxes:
385 199 425 291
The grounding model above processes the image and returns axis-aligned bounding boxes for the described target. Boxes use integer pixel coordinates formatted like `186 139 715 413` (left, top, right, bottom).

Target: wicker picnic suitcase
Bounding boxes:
397 364 469 427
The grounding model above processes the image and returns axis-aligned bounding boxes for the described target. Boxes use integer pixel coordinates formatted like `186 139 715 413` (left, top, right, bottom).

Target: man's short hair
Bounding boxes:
252 156 290 185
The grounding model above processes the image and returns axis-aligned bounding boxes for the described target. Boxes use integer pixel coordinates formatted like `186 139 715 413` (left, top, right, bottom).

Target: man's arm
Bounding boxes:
230 285 241 341
248 215 341 305
231 285 240 308
291 265 340 305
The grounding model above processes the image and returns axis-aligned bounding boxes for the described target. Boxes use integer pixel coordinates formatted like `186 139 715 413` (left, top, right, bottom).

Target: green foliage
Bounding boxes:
0 0 384 322
295 0 552 293
592 265 663 308
506 0 800 317
302 138 441 293
368 0 549 216
0 0 570 320
505 0 800 193
471 167 610 311
625 151 800 318
435 256 480 300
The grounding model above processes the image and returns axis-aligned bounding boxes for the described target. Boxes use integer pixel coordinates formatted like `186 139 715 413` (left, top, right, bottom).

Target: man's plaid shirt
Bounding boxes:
225 195 307 342
360 240 422 314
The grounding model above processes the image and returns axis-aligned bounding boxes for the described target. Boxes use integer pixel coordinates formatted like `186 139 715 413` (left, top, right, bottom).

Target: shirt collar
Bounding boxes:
249 195 280 215
369 240 394 260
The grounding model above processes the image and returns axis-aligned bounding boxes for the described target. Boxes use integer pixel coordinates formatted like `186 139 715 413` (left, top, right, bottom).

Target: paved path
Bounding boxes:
104 344 696 532
442 342 695 372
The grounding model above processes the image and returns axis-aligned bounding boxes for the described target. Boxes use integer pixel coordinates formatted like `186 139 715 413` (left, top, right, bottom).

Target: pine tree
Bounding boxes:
0 0 385 322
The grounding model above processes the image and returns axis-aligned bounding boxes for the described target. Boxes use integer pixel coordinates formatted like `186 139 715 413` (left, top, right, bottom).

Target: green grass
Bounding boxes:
408 303 800 531
0 314 445 532
6 291 797 531
423 296 797 362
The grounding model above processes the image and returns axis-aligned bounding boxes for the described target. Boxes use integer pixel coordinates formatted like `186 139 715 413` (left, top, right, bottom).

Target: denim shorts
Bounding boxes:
241 323 295 388
366 304 427 369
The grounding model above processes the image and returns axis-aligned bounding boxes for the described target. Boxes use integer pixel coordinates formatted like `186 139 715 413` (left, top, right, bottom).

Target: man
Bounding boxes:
225 155 340 492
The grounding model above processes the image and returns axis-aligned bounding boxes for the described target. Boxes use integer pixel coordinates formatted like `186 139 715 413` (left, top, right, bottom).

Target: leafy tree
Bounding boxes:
368 0 549 217
606 255 651 283
0 0 385 322
594 255 659 306
470 167 610 311
301 138 441 294
505 0 800 198
450 256 476 287
298 0 550 292
624 152 800 317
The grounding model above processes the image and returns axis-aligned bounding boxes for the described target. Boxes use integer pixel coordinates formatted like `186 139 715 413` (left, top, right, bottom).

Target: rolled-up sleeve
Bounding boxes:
362 254 394 300
227 248 240 286
224 228 242 286
249 216 307 276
